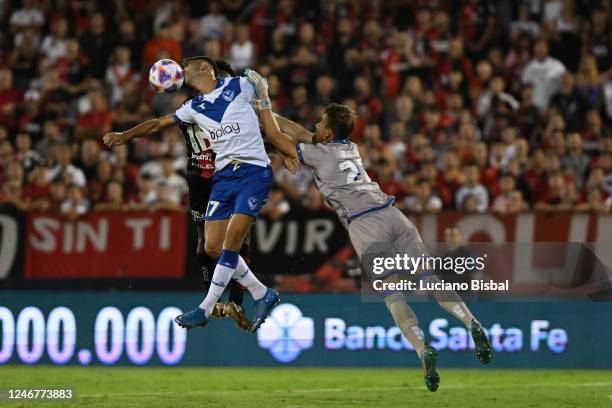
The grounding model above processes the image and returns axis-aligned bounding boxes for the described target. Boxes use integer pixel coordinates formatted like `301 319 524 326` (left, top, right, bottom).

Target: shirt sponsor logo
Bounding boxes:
209 123 241 140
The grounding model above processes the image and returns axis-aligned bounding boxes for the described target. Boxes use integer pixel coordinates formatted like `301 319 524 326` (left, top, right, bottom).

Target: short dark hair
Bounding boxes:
215 60 235 77
323 103 356 140
181 56 218 76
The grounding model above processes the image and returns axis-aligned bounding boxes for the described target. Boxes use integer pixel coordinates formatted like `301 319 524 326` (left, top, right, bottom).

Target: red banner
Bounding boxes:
409 212 612 243
24 211 186 278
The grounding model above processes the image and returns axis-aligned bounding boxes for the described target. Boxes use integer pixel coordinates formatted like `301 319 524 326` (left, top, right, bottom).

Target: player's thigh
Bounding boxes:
389 207 429 257
233 164 273 219
348 211 394 259
205 171 236 222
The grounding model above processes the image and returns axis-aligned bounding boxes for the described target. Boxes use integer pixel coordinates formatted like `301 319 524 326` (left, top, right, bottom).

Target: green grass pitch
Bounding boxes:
0 367 611 407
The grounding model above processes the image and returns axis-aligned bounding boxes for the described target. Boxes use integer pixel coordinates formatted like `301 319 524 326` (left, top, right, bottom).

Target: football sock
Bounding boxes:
234 255 267 300
424 275 476 327
199 249 239 318
384 292 426 364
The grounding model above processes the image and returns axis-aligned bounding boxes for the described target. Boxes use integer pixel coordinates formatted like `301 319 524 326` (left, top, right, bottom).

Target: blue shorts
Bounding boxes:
205 162 273 221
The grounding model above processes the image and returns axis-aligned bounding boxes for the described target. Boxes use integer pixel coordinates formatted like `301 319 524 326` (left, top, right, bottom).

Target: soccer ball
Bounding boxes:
149 59 184 93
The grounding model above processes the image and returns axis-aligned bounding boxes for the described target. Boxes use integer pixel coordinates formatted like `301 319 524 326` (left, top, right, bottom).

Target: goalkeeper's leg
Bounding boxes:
423 274 492 364
384 291 439 392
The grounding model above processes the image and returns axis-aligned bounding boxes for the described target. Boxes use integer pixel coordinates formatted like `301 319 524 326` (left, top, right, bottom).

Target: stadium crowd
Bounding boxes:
1 0 612 219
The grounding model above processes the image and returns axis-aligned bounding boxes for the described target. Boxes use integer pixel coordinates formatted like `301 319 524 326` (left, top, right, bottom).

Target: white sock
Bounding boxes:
234 256 267 300
199 263 236 318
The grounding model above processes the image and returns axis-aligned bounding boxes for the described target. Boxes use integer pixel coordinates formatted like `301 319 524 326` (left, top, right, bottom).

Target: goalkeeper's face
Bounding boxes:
314 114 334 144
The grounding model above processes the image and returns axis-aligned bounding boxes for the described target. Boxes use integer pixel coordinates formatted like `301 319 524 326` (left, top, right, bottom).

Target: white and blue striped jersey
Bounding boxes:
173 76 270 172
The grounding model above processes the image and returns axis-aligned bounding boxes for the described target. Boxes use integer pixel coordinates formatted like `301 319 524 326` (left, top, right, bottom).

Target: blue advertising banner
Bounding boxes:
0 291 611 369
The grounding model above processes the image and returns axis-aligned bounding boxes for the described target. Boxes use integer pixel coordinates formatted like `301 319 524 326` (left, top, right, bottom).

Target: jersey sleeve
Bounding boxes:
296 143 321 167
173 100 195 127
239 76 256 102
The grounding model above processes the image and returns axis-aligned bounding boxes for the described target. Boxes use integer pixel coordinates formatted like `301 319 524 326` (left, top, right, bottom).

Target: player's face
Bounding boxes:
314 114 334 144
184 60 215 85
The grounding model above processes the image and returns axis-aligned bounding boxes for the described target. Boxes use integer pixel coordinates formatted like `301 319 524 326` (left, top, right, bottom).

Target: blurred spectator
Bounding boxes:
491 173 526 213
154 155 187 204
48 177 67 211
455 163 489 212
151 181 184 211
143 21 183 71
75 139 101 181
22 164 51 210
476 76 519 119
521 40 566 110
47 144 86 188
198 0 226 41
130 173 157 209
0 161 27 210
562 132 590 188
404 179 442 213
75 90 112 141
34 120 65 158
15 133 44 171
93 180 128 211
550 73 587 131
0 68 22 130
60 184 89 220
230 24 256 72
79 13 113 79
536 171 577 211
106 46 140 106
586 8 612 73
57 39 90 94
575 188 610 213
116 20 144 70
41 17 68 62
373 158 403 201
10 28 40 90
9 0 44 34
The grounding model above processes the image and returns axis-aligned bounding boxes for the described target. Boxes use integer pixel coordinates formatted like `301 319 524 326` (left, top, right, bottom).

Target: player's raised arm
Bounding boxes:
245 69 299 160
273 114 314 144
102 114 176 148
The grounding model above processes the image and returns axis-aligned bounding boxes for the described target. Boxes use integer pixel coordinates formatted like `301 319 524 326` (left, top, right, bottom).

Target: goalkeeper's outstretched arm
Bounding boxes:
102 115 176 148
273 114 314 144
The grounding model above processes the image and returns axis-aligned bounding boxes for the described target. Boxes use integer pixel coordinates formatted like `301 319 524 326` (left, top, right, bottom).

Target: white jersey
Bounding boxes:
173 76 270 172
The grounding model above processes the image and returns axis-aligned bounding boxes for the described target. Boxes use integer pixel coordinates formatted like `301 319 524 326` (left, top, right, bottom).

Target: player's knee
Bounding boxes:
204 241 221 259
384 292 406 311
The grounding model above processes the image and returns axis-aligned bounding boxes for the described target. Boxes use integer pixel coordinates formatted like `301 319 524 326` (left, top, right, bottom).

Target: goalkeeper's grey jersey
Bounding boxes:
296 140 395 227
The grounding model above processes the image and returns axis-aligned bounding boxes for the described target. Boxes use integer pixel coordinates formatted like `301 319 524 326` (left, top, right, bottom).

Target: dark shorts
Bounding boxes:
187 174 213 224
